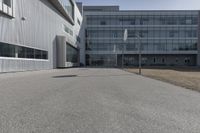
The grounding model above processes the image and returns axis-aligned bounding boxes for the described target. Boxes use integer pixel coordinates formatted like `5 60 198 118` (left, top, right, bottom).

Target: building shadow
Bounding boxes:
53 75 78 78
52 73 133 78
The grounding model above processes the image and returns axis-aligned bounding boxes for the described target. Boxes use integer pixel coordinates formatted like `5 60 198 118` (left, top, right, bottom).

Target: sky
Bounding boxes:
76 0 200 10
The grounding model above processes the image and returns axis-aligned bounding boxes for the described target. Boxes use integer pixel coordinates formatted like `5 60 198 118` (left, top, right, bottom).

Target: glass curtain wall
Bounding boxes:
66 43 78 63
86 12 198 66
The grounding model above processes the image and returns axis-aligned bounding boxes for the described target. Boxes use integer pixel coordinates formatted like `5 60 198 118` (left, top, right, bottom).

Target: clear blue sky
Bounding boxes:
76 0 200 10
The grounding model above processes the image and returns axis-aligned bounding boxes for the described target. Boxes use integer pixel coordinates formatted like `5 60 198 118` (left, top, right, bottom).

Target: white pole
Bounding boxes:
139 39 142 75
123 29 128 69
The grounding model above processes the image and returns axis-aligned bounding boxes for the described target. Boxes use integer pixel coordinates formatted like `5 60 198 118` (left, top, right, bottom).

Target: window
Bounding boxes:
175 58 179 62
186 30 197 38
18 46 26 58
1 0 14 17
130 20 135 25
191 16 198 25
62 0 74 19
141 30 148 38
77 18 81 25
3 0 11 7
42 51 48 60
179 17 186 25
162 58 165 63
0 42 48 60
186 19 192 25
66 43 78 63
153 58 156 63
169 31 178 38
128 30 135 38
166 17 176 25
160 17 166 25
26 48 34 58
100 21 106 25
76 35 81 43
140 18 149 25
63 25 73 36
0 42 15 57
64 25 69 33
185 58 190 63
112 32 118 38
35 50 42 59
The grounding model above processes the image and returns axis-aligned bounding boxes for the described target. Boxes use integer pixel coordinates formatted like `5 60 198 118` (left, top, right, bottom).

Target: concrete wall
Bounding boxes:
0 0 82 72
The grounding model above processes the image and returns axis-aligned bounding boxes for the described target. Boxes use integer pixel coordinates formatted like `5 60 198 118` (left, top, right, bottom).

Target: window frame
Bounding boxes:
3 0 11 7
0 42 48 60
0 0 14 17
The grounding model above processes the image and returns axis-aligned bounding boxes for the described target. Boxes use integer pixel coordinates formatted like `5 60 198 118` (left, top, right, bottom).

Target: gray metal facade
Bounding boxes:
83 6 200 67
0 0 82 72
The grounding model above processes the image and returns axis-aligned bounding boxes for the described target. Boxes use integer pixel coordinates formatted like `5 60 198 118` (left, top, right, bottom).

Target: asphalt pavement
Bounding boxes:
0 68 200 133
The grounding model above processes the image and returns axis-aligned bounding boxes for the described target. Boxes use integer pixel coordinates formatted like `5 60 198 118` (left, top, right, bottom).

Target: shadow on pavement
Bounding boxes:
53 75 78 78
52 74 133 78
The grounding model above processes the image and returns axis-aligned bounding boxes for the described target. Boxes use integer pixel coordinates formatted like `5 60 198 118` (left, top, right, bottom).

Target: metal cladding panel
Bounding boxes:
0 0 82 72
0 58 49 72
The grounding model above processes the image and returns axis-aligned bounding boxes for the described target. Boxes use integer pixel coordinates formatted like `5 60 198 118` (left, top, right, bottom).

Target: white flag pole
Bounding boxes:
122 29 128 68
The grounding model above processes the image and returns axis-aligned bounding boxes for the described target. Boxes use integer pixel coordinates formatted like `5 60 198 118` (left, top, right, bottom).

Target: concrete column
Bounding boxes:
56 36 66 68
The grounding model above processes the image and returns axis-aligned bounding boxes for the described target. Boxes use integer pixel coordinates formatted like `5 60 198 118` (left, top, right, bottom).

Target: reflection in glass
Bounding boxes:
66 43 78 63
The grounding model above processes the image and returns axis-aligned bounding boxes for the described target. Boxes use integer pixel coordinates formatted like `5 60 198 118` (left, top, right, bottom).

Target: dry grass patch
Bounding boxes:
126 67 200 92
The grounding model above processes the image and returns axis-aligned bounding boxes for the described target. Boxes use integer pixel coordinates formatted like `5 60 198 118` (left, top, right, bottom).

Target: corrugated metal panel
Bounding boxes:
0 0 82 72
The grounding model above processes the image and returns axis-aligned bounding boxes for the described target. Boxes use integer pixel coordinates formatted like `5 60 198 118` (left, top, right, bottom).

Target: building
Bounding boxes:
83 6 200 67
0 0 83 72
1 2 200 72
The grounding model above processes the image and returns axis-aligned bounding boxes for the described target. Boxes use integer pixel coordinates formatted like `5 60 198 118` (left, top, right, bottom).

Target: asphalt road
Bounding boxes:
0 68 200 133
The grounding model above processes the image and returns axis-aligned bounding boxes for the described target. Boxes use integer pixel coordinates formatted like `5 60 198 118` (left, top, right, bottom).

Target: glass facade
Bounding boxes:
63 25 73 36
87 14 198 26
86 54 117 67
85 11 199 67
3 0 11 7
0 43 15 57
0 42 48 60
66 43 78 63
60 0 74 19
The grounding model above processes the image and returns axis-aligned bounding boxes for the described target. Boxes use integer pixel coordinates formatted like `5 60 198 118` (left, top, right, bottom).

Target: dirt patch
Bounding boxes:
126 67 200 92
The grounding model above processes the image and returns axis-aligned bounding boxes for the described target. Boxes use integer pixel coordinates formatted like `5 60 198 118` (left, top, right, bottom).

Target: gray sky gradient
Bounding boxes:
76 0 200 10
